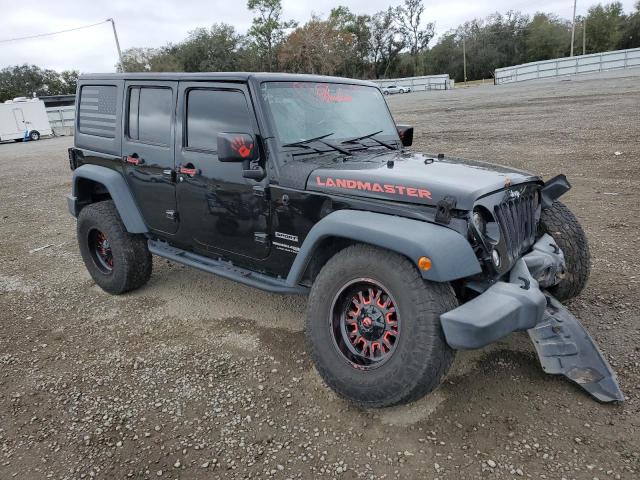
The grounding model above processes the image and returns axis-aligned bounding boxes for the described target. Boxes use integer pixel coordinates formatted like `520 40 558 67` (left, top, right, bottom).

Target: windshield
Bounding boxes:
260 82 400 148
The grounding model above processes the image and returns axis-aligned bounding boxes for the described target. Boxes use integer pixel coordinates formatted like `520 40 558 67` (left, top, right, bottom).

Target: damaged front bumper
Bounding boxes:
441 234 624 403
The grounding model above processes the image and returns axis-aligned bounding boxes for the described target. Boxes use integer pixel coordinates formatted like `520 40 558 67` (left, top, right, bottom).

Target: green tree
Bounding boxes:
174 24 245 71
247 0 296 71
585 2 625 53
329 7 372 78
525 13 571 61
0 65 78 102
618 1 640 48
396 0 435 75
368 8 406 78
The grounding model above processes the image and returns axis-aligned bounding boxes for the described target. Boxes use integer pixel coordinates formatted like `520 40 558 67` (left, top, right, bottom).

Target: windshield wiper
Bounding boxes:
283 132 352 156
282 132 335 148
341 130 396 150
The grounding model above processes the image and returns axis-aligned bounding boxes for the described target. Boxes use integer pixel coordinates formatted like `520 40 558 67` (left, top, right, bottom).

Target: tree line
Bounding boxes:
1 0 639 102
118 0 640 80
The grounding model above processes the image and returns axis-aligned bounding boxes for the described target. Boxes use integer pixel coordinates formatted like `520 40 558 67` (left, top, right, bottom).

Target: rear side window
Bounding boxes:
186 89 251 152
78 85 117 138
128 87 172 145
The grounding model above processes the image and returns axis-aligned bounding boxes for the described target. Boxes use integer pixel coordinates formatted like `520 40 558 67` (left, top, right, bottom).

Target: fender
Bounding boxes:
285 210 482 285
67 164 148 233
540 174 571 208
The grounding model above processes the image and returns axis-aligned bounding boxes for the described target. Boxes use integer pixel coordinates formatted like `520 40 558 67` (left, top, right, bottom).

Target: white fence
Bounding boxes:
46 106 75 136
372 74 454 91
495 47 640 85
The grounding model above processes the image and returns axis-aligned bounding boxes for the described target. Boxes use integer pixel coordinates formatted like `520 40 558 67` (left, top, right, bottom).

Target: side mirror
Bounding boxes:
217 133 259 162
396 125 414 147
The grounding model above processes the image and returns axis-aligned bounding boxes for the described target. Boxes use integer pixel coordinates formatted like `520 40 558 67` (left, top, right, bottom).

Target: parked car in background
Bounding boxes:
0 98 52 142
381 85 411 95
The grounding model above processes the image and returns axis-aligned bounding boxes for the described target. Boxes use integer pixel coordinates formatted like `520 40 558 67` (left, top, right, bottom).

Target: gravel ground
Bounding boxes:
1 70 639 479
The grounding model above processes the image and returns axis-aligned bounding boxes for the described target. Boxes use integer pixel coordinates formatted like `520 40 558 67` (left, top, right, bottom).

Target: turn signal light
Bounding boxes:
418 256 432 271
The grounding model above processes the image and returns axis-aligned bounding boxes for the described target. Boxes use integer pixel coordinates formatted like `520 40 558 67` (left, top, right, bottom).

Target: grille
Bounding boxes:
494 191 539 263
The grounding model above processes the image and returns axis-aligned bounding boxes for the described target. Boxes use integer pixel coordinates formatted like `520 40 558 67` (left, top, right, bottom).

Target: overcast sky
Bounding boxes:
1 0 637 72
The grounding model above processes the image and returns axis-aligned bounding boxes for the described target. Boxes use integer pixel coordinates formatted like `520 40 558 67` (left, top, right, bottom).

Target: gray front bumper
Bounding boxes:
441 235 559 350
441 234 624 403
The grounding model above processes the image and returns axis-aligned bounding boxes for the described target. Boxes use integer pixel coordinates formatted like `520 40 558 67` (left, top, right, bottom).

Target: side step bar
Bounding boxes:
528 294 624 403
148 240 309 295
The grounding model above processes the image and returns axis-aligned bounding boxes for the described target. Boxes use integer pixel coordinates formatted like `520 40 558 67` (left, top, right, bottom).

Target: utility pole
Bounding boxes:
463 37 467 84
570 0 577 56
583 17 587 55
107 18 125 72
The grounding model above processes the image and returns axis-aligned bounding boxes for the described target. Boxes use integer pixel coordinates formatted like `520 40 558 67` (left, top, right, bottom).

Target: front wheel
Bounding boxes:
538 200 590 301
306 244 456 408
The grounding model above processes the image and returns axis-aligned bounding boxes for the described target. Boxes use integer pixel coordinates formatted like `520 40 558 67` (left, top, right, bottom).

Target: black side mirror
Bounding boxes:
217 133 259 162
396 125 414 147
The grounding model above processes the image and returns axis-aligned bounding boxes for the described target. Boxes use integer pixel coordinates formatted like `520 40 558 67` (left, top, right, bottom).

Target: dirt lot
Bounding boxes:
1 70 639 480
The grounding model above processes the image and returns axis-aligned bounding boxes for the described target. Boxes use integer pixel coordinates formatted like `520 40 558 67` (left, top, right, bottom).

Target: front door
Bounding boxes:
122 81 178 234
174 82 270 260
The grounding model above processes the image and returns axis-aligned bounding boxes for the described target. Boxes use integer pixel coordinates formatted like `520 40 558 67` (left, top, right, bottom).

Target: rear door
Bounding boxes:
122 81 178 234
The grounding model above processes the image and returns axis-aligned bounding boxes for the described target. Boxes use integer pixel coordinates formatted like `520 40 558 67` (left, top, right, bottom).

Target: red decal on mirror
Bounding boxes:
231 137 253 159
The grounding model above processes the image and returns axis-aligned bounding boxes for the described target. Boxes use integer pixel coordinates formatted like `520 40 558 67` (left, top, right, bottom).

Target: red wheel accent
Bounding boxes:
330 279 400 369
89 228 113 273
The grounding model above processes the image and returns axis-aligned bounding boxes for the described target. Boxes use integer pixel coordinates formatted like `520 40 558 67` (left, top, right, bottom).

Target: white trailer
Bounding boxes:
0 98 53 142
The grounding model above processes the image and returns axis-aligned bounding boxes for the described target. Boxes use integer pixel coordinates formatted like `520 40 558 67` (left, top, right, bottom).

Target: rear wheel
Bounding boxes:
77 200 152 294
306 244 456 408
29 130 40 141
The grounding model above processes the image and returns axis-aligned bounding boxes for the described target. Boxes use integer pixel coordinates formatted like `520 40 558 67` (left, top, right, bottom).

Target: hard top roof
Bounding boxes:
78 72 378 87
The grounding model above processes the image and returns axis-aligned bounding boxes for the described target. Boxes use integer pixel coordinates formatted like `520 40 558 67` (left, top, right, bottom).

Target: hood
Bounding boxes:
305 151 542 210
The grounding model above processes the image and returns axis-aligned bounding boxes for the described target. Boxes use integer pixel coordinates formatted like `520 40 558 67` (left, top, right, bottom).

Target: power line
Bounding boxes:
0 20 108 44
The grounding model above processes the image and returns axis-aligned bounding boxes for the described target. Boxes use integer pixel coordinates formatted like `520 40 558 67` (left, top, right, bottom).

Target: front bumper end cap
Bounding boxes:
441 258 546 350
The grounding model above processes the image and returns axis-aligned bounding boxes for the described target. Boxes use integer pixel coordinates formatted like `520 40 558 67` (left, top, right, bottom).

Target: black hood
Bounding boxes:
305 150 542 210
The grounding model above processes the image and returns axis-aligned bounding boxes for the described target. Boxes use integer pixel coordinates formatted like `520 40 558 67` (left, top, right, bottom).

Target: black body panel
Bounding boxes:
71 72 544 284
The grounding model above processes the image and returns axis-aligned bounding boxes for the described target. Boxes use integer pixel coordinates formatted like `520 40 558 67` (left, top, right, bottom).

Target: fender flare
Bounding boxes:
68 164 148 233
285 209 482 285
540 174 571 208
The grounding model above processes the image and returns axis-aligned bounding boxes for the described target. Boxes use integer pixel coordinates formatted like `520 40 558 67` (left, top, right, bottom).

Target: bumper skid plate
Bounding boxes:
441 234 624 402
529 295 624 403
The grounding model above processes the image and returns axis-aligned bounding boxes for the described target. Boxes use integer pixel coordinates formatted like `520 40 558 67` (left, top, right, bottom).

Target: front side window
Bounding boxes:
128 87 172 145
260 82 399 147
186 89 252 152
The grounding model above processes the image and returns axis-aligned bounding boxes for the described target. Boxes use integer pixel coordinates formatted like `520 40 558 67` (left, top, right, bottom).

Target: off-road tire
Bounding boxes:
538 200 590 301
306 244 456 408
77 200 152 294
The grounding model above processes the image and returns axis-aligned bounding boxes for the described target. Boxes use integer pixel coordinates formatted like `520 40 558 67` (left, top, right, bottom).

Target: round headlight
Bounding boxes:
492 249 501 267
472 206 501 245
472 211 487 236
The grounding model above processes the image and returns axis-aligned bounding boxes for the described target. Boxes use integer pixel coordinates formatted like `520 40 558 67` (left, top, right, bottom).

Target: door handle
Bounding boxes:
124 154 144 166
178 164 199 177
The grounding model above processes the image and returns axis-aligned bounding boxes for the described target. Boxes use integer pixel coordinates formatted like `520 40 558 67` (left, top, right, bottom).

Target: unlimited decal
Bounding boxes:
315 176 432 200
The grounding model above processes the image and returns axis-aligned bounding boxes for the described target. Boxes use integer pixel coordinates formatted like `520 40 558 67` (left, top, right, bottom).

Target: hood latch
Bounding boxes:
435 195 457 224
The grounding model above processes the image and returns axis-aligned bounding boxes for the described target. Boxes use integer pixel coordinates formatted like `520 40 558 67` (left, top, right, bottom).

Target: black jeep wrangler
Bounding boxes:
67 73 623 407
